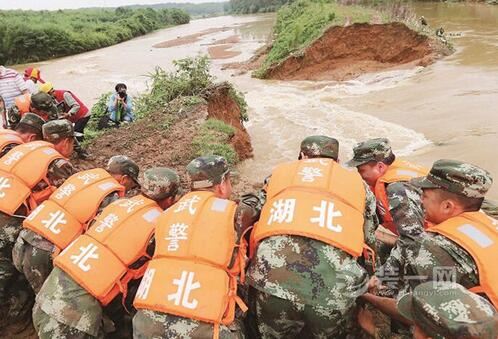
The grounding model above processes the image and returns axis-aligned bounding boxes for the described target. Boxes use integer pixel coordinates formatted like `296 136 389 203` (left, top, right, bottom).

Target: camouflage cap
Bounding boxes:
42 120 74 142
31 92 54 110
139 167 180 200
106 155 139 183
17 113 46 133
31 92 58 116
187 155 229 189
300 135 339 160
397 281 498 339
412 159 492 198
346 138 394 167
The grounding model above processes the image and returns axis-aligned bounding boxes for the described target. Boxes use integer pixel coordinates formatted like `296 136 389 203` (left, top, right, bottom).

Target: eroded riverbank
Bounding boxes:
16 6 498 199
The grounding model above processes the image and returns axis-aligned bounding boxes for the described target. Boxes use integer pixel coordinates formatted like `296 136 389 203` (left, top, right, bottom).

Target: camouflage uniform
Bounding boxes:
246 136 379 338
347 138 425 266
368 160 493 338
32 167 181 339
6 92 58 128
0 113 46 157
106 155 141 198
397 160 493 295
397 281 498 338
0 120 75 327
133 155 263 339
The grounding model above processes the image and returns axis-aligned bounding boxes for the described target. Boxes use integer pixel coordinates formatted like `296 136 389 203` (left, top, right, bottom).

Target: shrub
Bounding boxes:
134 55 213 119
0 7 190 64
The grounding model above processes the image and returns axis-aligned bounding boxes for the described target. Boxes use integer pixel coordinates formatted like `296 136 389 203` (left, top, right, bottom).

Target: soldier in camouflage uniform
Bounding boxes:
12 155 141 294
246 135 379 338
106 155 141 197
347 138 425 265
7 92 58 128
361 159 494 335
348 138 426 338
133 155 263 339
33 167 181 339
0 113 46 157
0 120 75 329
397 281 498 339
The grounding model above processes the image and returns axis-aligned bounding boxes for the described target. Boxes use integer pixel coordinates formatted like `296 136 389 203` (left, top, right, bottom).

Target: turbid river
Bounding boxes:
18 2 498 198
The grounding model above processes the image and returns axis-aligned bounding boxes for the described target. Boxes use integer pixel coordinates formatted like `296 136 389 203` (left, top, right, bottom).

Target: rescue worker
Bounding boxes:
347 138 428 336
13 155 140 294
347 138 427 249
0 113 45 157
396 281 498 339
7 92 58 128
106 155 141 197
40 82 91 139
32 167 180 338
246 135 379 338
361 160 497 330
23 68 44 94
133 155 262 339
0 120 75 328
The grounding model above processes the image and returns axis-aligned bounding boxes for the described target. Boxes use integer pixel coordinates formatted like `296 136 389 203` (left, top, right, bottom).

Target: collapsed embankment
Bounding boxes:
75 82 253 190
264 22 450 81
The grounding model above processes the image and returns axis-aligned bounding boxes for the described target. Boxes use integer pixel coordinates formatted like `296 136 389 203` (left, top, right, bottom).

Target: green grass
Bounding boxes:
255 0 381 77
192 118 239 165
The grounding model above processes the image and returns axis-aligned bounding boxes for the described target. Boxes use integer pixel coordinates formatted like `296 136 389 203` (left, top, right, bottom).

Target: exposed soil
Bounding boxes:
202 82 253 161
72 83 253 193
209 35 241 45
265 22 450 81
208 44 241 59
222 44 271 75
153 27 230 48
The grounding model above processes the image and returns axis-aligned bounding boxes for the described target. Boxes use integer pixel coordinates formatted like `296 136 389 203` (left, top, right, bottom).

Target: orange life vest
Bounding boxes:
23 168 125 253
14 93 31 115
0 141 63 216
54 195 162 306
427 211 498 308
134 191 247 338
251 158 367 257
373 159 428 235
0 130 23 153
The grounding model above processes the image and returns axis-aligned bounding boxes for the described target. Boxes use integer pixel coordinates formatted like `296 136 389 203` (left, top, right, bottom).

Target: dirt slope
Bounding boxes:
265 22 449 81
74 83 253 189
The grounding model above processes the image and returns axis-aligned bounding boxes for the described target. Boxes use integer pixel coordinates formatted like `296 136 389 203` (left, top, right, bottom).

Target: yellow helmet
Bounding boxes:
39 82 54 94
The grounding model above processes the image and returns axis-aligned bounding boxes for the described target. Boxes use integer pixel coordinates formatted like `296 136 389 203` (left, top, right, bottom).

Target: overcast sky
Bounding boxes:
0 0 225 11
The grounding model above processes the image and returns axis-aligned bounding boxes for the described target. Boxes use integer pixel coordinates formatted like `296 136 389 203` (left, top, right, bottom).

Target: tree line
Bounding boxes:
229 0 294 13
0 7 190 65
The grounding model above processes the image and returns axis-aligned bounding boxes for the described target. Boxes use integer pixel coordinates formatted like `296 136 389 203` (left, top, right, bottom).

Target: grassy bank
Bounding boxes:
255 0 381 77
0 7 189 65
86 56 248 165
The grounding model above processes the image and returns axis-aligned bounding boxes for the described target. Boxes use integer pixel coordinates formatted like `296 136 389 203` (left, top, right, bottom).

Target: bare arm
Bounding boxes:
361 293 412 325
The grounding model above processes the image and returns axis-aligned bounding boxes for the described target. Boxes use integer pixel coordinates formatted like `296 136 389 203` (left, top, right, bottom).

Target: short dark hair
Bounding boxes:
115 83 127 92
16 123 42 140
436 189 484 212
381 152 396 165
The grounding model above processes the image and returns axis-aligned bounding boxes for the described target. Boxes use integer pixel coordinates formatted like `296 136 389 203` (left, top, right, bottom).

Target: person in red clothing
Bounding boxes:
40 82 91 140
40 82 91 158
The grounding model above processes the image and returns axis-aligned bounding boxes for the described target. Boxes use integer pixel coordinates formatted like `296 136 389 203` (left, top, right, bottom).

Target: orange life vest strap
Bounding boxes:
362 244 376 272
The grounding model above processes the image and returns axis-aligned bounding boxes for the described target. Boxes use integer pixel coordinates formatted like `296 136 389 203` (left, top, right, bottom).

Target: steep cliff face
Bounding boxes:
265 22 448 81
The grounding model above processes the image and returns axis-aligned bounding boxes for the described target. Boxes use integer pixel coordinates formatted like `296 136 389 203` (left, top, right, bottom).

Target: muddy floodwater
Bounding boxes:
17 3 498 198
